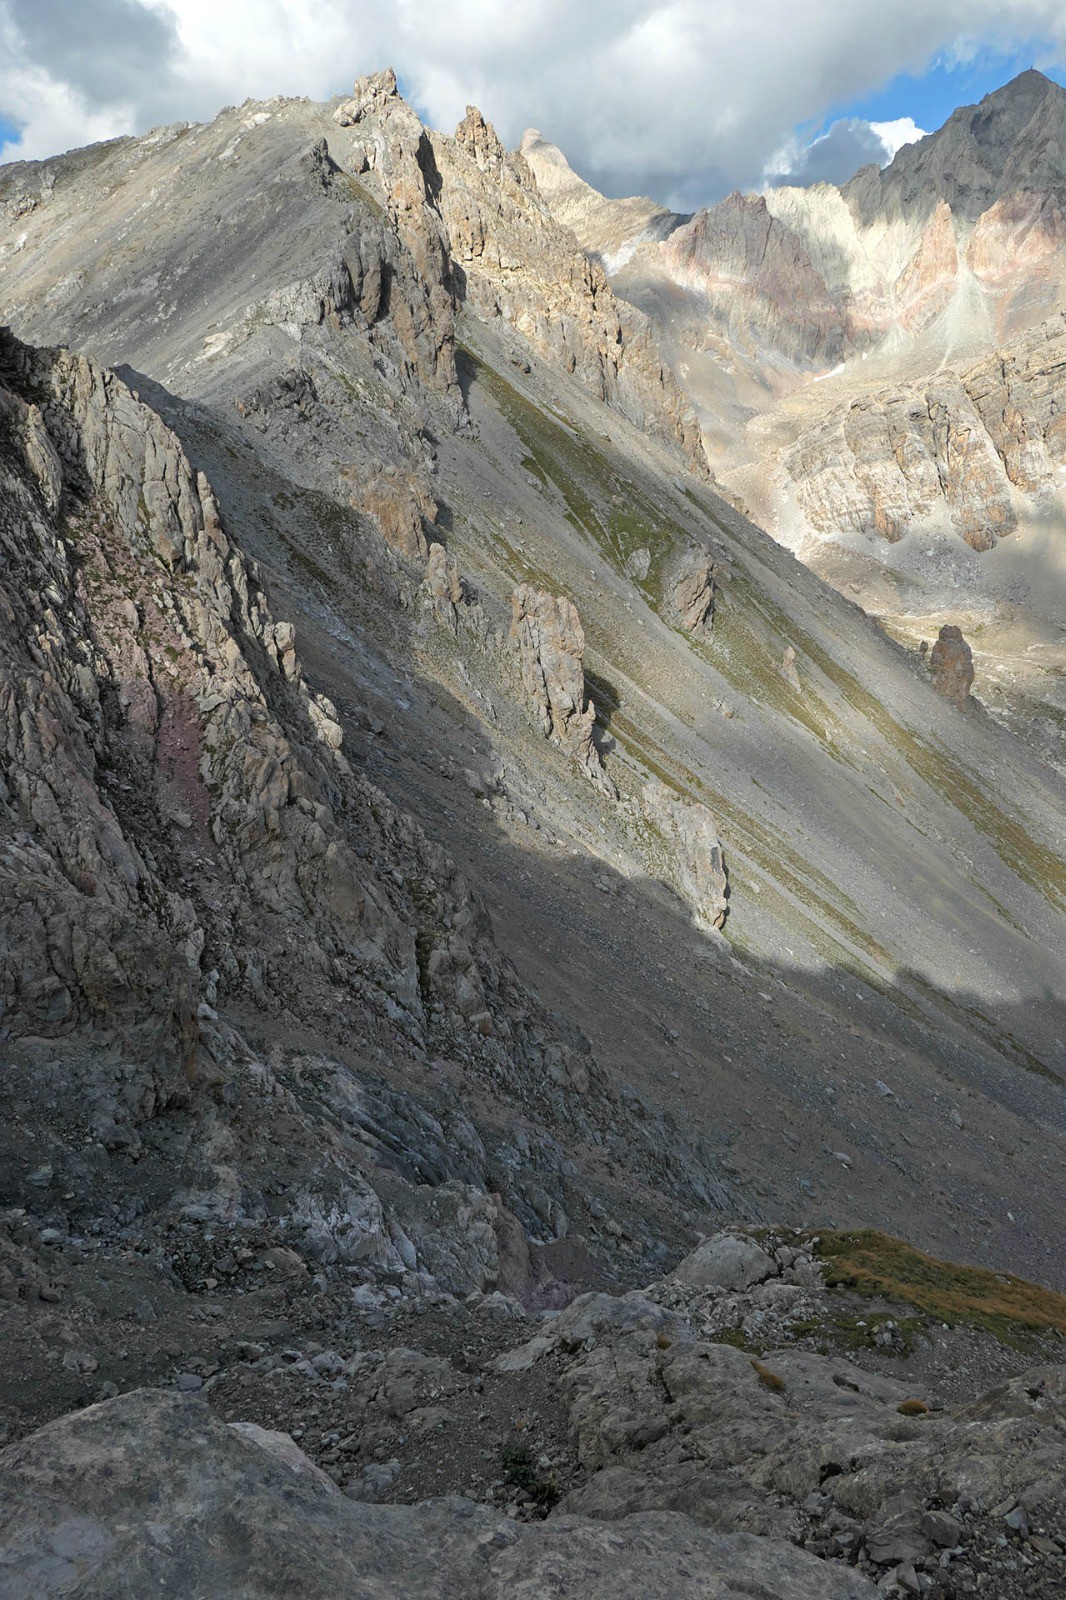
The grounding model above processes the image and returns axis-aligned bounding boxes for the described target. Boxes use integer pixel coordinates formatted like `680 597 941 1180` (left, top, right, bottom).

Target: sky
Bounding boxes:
2 2 1066 209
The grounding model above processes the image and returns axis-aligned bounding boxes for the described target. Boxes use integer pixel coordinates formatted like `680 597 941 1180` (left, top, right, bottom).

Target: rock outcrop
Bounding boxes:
0 1387 876 1600
641 780 728 929
329 75 705 472
510 585 614 794
332 69 463 417
671 547 718 634
0 326 424 1052
930 625 975 707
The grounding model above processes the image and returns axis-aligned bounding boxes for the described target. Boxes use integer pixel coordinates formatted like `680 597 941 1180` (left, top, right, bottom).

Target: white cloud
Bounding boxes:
870 116 928 159
1 1 1065 202
766 113 930 188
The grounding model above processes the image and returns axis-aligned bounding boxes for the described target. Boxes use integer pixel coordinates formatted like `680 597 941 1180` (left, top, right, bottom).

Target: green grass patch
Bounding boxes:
712 1325 764 1354
500 1443 560 1513
789 1311 923 1358
475 356 683 597
811 1228 1066 1347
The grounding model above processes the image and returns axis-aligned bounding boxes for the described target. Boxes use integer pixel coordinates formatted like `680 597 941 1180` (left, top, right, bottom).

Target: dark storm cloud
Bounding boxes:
9 0 180 104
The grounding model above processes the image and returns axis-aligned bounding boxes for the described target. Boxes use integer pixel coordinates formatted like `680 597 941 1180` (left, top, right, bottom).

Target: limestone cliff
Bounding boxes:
779 311 1066 549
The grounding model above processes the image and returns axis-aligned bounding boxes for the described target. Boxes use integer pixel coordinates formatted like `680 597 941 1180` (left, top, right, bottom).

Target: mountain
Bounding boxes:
525 70 1066 767
846 67 1066 224
3 65 1066 1599
518 128 682 271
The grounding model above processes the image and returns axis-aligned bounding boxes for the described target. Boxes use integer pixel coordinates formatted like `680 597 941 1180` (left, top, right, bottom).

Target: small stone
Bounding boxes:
1004 1506 1030 1540
921 1511 963 1548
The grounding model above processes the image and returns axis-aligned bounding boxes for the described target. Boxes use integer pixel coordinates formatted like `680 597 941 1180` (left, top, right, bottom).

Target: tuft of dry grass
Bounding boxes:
811 1229 1066 1346
750 1358 786 1392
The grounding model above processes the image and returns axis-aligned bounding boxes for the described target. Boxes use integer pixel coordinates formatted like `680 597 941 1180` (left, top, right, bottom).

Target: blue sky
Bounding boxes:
842 49 1066 132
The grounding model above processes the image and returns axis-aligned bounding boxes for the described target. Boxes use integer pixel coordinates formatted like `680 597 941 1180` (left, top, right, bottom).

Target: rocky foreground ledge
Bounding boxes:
0 1387 872 1600
3 1227 1066 1599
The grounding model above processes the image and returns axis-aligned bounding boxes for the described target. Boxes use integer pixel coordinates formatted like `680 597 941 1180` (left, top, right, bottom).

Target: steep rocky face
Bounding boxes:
776 311 1066 552
1 324 757 1317
519 129 680 270
328 73 705 472
845 68 1066 226
0 326 433 1044
648 193 848 368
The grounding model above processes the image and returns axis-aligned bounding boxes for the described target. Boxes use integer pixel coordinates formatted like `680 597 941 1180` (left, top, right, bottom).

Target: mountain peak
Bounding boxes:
846 65 1066 223
984 65 1058 101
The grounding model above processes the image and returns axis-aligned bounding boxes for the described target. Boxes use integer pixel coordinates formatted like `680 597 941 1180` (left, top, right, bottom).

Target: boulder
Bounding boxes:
510 585 614 794
673 1230 777 1290
641 779 729 928
672 549 717 634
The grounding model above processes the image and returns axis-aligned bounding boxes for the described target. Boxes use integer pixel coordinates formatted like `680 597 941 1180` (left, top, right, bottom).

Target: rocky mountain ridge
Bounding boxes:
524 70 1066 770
527 71 1066 433
2 64 1066 1600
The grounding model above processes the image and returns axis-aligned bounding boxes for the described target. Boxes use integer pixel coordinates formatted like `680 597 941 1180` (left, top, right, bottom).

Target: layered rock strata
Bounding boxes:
778 313 1066 549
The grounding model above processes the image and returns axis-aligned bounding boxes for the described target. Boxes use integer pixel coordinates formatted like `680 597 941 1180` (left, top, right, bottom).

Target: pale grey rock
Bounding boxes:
424 541 463 606
782 372 1017 550
673 1231 776 1290
510 584 614 795
640 779 728 929
624 546 651 580
0 1388 879 1600
672 547 717 634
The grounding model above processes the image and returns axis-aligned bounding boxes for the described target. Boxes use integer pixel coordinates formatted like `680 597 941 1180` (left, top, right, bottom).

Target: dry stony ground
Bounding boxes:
5 1216 1066 1599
